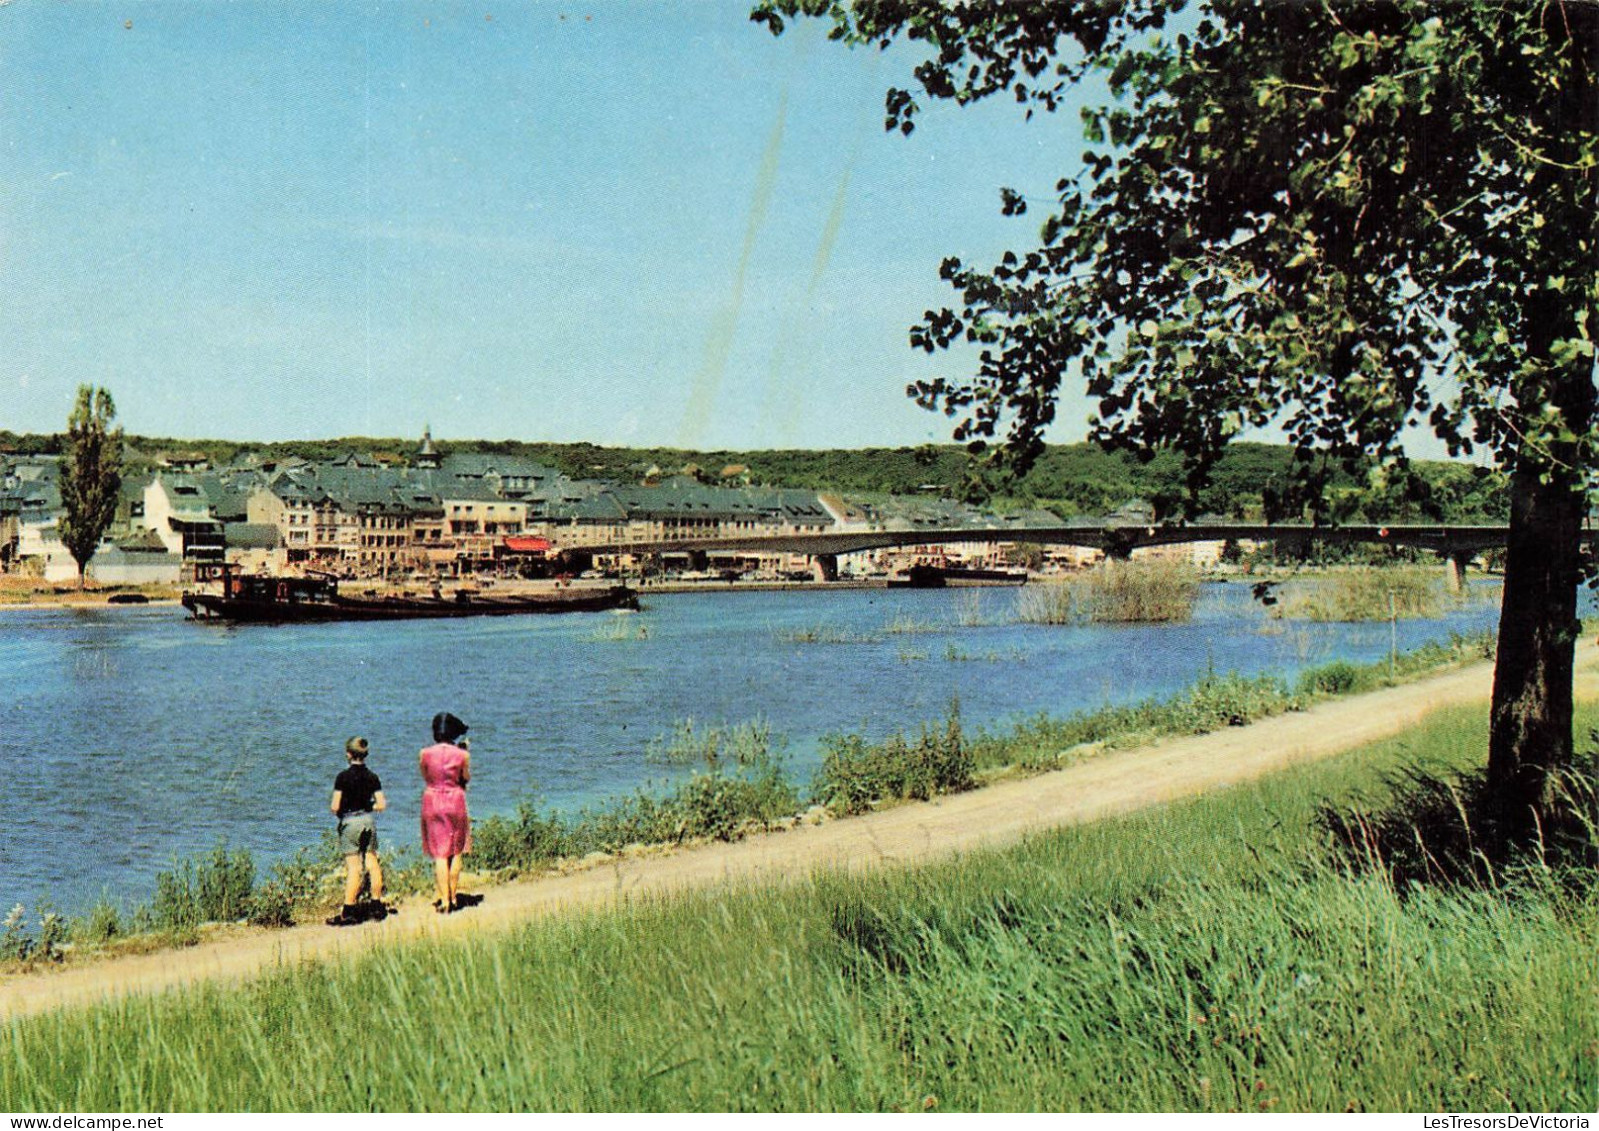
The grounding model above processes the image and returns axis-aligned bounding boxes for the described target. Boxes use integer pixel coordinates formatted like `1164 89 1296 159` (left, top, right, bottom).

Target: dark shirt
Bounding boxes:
334 764 382 817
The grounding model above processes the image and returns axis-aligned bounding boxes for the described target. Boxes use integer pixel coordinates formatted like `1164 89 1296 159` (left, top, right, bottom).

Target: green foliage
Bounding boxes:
1300 660 1360 697
814 701 974 815
243 845 340 928
1 904 32 962
766 2 1596 523
977 670 1298 775
56 385 123 581
1292 633 1493 701
1 902 68 965
150 844 257 932
473 722 801 872
71 896 124 947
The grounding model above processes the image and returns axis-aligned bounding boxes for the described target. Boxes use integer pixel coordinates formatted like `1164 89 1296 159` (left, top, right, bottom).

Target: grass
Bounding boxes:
586 613 648 642
776 624 880 645
1273 566 1445 622
882 613 941 635
3 704 1592 1112
1015 560 1199 625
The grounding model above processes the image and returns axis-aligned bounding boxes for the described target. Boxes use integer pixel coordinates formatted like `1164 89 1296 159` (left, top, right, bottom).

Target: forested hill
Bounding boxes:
0 430 1508 524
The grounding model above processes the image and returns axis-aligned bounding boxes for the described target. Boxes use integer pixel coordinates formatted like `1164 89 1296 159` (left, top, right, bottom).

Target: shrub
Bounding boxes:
151 843 256 931
72 896 123 946
1174 671 1293 732
1299 659 1363 696
246 883 297 929
0 903 66 965
813 701 973 813
1 904 32 962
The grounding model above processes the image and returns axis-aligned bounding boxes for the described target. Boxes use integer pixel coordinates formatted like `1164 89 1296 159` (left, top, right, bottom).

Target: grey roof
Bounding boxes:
609 483 828 523
436 452 559 483
224 522 282 549
535 493 629 523
195 473 256 522
115 528 172 553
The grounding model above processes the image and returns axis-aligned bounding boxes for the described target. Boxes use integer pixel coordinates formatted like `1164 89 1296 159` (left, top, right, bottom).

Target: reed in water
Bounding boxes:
1015 559 1199 625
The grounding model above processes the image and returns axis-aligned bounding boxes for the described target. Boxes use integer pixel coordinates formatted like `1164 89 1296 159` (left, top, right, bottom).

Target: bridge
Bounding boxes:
574 521 1595 588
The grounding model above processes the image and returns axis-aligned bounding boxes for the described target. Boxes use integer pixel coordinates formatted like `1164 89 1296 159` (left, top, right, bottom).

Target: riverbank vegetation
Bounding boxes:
3 700 1591 1111
1272 567 1447 622
0 634 1497 967
0 577 179 607
1015 560 1199 624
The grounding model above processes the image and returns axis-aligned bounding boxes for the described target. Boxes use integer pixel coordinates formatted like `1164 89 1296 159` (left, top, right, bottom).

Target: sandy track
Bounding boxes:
5 650 1596 1022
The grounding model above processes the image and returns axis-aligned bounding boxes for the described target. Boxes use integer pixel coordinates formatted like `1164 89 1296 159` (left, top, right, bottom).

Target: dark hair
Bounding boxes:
345 736 369 760
432 712 469 744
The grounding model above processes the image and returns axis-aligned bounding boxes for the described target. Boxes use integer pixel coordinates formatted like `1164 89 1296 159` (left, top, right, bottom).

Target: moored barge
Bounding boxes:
182 569 638 623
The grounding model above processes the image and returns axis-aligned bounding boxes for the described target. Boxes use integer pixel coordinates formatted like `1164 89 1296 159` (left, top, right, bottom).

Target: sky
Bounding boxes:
0 1 1102 451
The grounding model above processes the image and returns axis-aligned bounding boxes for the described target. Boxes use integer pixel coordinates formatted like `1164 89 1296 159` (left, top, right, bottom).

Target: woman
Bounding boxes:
420 711 471 912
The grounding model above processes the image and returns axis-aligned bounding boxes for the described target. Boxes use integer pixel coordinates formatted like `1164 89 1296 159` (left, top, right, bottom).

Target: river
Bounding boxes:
3 581 1511 913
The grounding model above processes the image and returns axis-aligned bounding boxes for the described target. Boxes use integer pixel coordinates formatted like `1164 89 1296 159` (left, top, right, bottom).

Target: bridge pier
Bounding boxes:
1101 532 1137 561
1444 550 1475 594
811 553 838 582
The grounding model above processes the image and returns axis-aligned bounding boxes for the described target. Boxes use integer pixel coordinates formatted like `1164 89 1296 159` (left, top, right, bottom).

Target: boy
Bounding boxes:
328 736 387 926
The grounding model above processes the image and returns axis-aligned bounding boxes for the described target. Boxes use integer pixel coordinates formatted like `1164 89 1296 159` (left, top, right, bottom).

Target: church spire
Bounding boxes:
414 425 441 469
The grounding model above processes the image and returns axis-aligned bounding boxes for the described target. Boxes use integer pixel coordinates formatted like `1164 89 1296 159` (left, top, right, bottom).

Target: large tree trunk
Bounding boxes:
1486 462 1585 845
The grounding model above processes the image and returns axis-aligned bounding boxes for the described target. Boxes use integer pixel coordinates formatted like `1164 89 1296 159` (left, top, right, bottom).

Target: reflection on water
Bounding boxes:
0 581 1515 911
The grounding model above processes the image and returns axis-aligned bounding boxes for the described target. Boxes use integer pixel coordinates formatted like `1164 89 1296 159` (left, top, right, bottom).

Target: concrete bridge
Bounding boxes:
577 522 1595 589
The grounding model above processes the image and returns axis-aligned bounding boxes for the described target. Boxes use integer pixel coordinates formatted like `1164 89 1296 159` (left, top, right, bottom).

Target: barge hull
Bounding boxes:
182 586 639 622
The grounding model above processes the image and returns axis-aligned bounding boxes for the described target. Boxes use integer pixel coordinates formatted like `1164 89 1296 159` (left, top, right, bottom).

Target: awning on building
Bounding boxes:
502 536 552 554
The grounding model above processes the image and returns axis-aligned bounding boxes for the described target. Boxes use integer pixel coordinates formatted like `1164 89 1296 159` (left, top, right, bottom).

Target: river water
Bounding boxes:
3 581 1511 912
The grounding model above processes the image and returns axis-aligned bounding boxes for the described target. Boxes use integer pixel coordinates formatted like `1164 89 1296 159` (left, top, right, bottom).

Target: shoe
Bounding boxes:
326 905 361 927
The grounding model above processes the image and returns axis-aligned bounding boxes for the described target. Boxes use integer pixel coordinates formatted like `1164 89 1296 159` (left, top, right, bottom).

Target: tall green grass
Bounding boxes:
4 705 1592 1111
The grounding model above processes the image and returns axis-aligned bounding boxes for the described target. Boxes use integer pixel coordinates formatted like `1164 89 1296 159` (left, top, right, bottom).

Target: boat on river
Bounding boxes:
888 563 1029 588
182 569 639 623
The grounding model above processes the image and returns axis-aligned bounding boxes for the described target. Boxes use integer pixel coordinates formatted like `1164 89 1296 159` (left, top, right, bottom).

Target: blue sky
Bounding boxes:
0 1 1099 450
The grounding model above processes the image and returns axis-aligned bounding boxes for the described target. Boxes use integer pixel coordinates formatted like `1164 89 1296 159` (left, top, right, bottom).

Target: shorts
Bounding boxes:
337 811 378 857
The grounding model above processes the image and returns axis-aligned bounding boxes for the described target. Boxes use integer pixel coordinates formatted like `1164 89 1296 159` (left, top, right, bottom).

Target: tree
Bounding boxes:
756 0 1598 842
58 385 124 587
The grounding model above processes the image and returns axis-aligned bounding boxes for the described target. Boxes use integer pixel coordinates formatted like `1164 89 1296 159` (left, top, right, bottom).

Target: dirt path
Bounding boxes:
5 650 1597 1022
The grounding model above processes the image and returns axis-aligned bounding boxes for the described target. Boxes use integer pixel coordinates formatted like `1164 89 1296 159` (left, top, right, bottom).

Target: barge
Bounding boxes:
182 569 638 623
888 564 1029 588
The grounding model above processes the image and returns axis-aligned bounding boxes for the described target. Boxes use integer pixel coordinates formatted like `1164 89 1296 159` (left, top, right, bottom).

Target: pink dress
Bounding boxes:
420 742 471 858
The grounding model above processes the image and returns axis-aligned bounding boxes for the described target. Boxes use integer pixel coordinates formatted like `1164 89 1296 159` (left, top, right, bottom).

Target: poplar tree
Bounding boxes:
58 385 124 587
